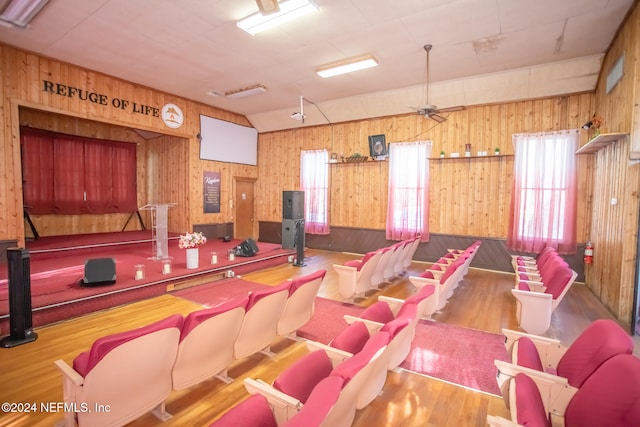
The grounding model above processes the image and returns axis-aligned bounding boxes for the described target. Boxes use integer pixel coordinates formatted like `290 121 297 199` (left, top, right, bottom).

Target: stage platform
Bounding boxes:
0 231 294 332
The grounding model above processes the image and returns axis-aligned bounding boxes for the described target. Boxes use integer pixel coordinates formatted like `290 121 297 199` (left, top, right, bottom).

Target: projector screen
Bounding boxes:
199 114 258 165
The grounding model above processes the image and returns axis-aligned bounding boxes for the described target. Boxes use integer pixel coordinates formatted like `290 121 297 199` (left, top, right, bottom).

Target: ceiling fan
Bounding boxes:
412 44 465 123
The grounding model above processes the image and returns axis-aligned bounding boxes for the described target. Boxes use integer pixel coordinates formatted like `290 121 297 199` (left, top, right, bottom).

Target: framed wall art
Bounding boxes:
368 134 387 158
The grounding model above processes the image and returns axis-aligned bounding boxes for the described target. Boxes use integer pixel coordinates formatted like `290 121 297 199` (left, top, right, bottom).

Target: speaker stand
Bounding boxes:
293 220 306 267
1 248 38 348
1 330 38 348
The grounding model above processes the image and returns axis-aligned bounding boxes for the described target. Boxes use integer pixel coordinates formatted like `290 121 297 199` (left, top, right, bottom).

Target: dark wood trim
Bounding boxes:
258 221 585 280
0 240 19 263
193 223 234 241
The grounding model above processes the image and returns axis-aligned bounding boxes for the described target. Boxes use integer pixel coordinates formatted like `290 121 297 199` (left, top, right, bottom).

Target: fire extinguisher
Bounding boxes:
584 241 593 264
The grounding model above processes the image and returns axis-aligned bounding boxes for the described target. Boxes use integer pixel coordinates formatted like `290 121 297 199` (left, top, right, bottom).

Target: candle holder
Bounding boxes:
211 251 218 264
228 249 236 261
161 259 172 275
134 264 145 280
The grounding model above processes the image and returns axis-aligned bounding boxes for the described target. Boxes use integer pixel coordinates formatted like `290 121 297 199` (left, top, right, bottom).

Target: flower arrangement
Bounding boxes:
178 232 207 249
591 114 604 130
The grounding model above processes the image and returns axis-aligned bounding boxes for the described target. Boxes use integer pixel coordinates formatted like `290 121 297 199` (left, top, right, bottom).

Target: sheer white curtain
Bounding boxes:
386 141 431 241
300 149 329 234
507 130 578 254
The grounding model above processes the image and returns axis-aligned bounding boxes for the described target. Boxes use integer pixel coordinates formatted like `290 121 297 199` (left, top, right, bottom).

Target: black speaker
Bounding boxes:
235 238 259 257
1 248 38 348
82 258 116 286
283 190 304 219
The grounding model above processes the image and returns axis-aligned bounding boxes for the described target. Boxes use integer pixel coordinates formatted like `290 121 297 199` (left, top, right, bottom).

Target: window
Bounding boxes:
507 130 578 254
300 149 329 234
386 141 431 241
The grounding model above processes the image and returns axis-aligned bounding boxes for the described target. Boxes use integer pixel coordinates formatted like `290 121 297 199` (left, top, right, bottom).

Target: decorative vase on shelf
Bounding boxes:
186 248 199 269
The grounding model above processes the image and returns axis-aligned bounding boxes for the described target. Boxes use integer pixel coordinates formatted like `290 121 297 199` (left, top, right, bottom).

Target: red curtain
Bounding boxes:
21 127 137 215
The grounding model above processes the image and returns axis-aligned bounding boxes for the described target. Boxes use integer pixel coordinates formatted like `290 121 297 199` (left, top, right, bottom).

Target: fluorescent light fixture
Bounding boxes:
237 0 318 35
0 0 49 28
316 55 379 78
225 84 268 99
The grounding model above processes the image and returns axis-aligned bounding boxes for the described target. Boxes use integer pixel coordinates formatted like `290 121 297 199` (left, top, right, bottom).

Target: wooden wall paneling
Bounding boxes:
1 49 21 243
620 158 640 321
588 142 625 317
0 46 7 241
145 135 190 234
268 94 592 240
259 132 284 222
584 4 640 325
429 161 443 233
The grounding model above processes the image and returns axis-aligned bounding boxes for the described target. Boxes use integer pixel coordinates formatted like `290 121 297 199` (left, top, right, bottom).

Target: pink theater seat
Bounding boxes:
283 375 345 427
342 302 418 370
511 258 577 335
402 236 421 270
347 284 437 330
172 296 248 389
409 258 464 311
392 239 413 276
329 321 371 355
244 350 334 424
382 241 405 281
495 319 634 412
234 280 292 359
209 394 278 427
329 330 390 411
304 320 375 369
277 269 327 340
55 314 184 427
304 326 391 411
489 354 640 427
360 301 396 324
379 303 417 370
273 350 334 404
217 375 345 427
333 249 383 301
370 246 393 289
511 246 556 273
244 349 356 426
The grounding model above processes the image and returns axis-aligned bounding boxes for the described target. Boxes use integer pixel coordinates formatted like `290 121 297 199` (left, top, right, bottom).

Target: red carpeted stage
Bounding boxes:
0 231 294 333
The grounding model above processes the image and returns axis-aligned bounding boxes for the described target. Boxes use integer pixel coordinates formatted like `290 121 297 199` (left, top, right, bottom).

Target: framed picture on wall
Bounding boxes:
368 134 387 158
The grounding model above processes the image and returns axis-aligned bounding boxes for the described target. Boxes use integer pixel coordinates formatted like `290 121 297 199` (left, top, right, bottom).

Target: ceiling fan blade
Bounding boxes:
436 105 466 113
429 113 446 123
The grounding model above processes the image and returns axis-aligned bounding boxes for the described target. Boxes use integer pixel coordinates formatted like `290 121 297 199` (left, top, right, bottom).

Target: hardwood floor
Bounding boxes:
0 249 636 427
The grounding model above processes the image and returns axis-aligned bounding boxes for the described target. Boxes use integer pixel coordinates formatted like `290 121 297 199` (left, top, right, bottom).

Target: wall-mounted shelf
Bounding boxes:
576 132 629 154
431 154 513 160
328 159 387 165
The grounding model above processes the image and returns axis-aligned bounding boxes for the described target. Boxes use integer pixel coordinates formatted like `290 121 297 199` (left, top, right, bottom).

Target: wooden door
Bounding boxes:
234 178 255 239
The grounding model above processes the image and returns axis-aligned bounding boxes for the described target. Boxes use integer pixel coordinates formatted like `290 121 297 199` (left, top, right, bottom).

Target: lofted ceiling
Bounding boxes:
0 0 634 132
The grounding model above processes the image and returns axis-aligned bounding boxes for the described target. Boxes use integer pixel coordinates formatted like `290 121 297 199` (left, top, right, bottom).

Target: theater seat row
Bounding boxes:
218 282 429 427
53 269 326 427
333 236 421 301
510 247 577 334
490 320 639 426
408 241 482 312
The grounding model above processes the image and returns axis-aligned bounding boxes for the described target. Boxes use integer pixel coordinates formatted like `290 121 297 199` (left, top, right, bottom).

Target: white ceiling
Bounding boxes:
0 0 634 132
